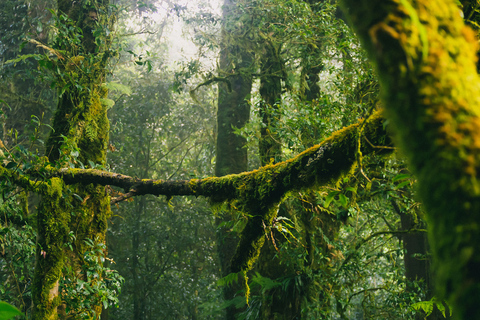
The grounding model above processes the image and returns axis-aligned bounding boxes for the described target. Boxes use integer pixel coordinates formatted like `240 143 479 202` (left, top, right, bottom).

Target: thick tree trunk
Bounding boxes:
32 1 112 319
340 0 480 318
215 0 252 178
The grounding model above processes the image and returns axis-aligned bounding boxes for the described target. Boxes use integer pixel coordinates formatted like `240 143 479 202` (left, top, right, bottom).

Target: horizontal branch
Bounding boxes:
0 110 390 208
1 110 391 274
47 110 390 206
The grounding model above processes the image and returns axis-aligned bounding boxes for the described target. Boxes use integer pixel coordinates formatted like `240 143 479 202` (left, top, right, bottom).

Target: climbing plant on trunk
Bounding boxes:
32 1 116 319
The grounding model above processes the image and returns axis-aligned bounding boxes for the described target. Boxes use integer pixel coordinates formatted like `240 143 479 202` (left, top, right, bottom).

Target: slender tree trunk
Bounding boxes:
391 201 435 319
258 43 282 166
215 1 252 319
301 0 324 102
393 201 451 320
132 198 145 320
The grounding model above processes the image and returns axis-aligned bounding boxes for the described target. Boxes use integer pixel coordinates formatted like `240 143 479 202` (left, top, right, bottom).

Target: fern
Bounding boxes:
85 122 98 141
410 296 452 318
217 272 240 287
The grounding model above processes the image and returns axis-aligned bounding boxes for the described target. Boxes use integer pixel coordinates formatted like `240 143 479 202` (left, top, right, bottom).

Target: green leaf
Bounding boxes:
436 300 446 317
217 272 239 287
395 180 411 190
73 193 83 203
345 186 357 193
0 301 22 320
324 191 338 208
104 82 132 96
4 54 42 66
5 162 16 170
252 272 280 291
100 98 115 109
392 173 410 182
339 194 348 208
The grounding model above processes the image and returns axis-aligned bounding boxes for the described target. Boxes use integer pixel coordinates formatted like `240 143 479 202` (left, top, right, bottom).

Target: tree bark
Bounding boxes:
32 1 113 319
340 0 480 318
215 0 253 318
259 42 282 166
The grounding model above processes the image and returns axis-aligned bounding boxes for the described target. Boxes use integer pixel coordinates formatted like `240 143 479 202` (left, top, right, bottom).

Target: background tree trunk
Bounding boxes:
215 0 253 318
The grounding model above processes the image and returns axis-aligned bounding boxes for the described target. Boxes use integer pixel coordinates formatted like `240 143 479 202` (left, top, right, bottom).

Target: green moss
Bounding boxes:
31 179 112 319
32 178 70 320
341 0 480 317
197 112 389 275
31 1 114 318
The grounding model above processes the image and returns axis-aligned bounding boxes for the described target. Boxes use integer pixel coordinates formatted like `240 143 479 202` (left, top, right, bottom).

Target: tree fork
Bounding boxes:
33 111 389 278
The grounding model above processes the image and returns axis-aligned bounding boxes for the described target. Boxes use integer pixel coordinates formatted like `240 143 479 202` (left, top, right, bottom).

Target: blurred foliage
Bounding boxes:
0 0 56 149
106 46 223 318
0 0 444 319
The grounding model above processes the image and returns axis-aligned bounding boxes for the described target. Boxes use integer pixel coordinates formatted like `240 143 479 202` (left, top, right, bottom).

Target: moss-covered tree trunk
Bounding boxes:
215 0 252 318
340 0 480 318
32 1 112 319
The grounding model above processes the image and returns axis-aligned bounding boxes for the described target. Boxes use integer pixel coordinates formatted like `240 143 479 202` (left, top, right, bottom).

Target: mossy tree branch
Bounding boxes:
2 111 390 275
340 0 480 318
40 110 388 198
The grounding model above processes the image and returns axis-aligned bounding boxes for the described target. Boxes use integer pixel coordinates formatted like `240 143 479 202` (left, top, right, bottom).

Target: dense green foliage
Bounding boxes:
1 0 468 319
